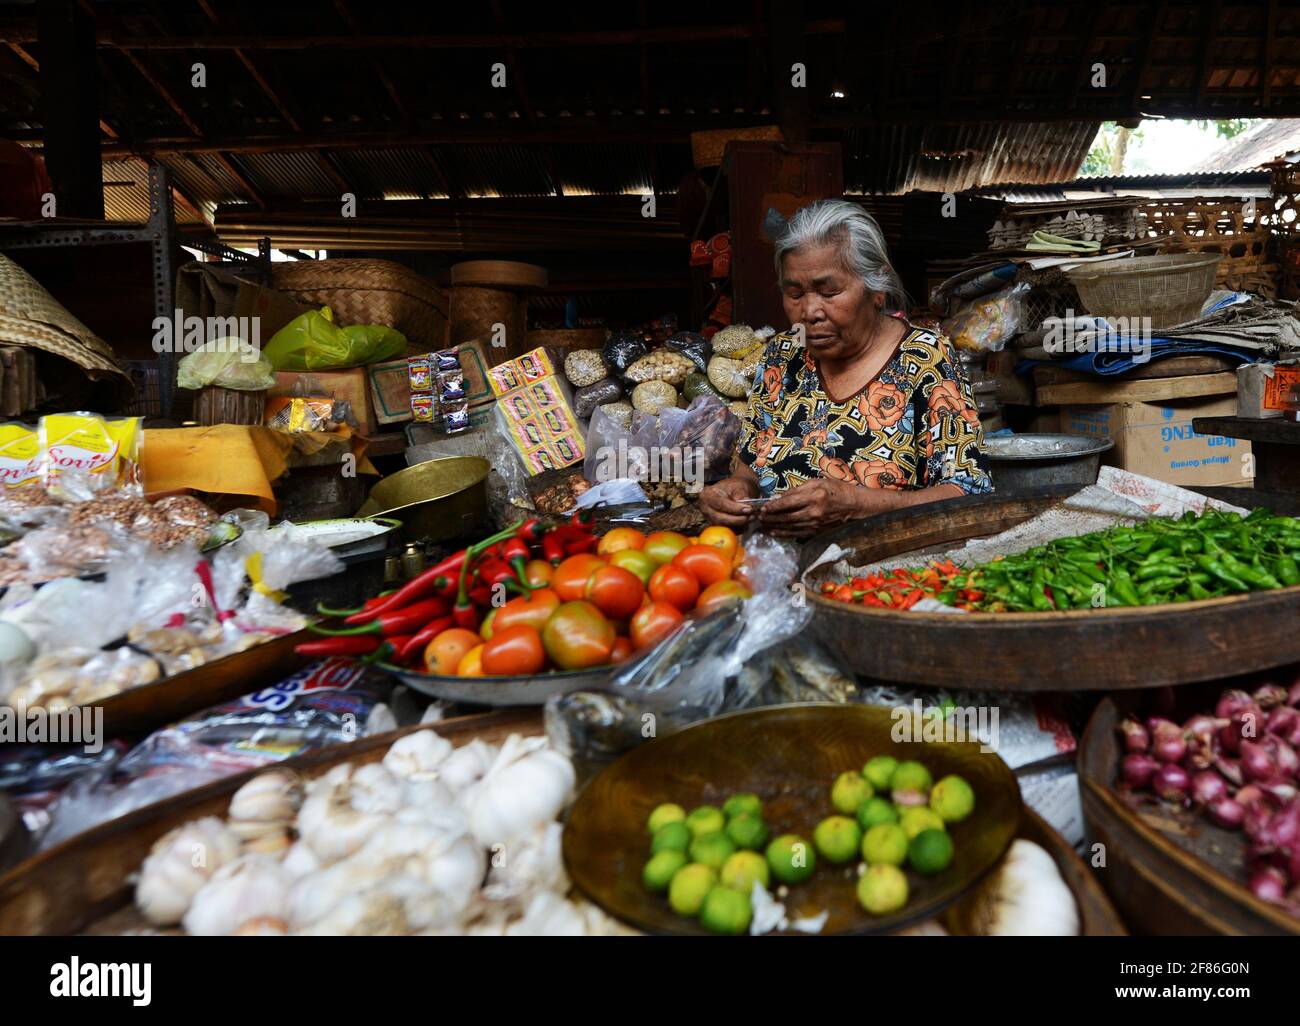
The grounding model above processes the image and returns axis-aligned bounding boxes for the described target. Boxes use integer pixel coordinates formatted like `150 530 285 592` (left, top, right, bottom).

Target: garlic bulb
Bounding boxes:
438 739 496 794
241 828 293 855
281 842 321 880
135 817 240 926
349 762 404 814
957 840 1079 936
297 764 392 862
400 775 454 811
288 858 392 929
183 854 291 936
228 769 302 825
505 891 589 936
383 730 453 779
465 736 575 848
484 821 566 903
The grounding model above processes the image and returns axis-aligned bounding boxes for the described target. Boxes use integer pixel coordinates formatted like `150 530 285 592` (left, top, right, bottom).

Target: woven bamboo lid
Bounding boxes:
450 260 548 290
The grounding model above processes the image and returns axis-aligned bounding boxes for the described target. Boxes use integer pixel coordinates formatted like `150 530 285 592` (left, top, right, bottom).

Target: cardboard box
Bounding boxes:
1237 360 1300 419
271 368 377 436
1062 395 1252 489
368 339 492 426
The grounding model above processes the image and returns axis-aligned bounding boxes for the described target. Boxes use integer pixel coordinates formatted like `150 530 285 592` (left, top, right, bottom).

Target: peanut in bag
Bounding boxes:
38 412 144 498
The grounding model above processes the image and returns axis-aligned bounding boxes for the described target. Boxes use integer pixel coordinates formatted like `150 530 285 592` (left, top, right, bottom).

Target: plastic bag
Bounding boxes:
176 338 276 391
211 517 344 631
665 330 711 373
573 378 623 420
602 331 648 377
39 412 143 499
942 283 1029 353
262 306 406 371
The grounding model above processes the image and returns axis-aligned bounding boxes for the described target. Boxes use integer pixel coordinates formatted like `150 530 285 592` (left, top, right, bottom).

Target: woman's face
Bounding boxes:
780 241 881 361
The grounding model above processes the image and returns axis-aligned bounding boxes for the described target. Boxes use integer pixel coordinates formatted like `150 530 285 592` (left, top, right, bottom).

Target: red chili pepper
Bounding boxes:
477 556 516 588
362 550 470 619
452 597 479 630
381 634 416 663
294 636 383 657
568 509 596 533
515 517 546 543
398 614 454 662
501 537 531 582
316 597 451 637
345 593 449 626
564 533 599 555
541 529 567 565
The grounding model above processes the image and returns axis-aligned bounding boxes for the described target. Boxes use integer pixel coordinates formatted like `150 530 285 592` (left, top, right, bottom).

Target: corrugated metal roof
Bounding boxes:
237 151 343 201
332 147 450 200
102 156 204 224
1195 119 1300 172
430 144 555 198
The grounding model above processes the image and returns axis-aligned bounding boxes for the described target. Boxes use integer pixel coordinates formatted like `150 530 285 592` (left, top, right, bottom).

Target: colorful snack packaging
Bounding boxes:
407 355 433 392
38 412 143 497
410 393 436 422
0 423 42 489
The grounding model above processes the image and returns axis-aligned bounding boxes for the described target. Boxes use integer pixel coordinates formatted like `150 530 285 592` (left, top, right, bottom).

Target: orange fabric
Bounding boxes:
142 425 377 515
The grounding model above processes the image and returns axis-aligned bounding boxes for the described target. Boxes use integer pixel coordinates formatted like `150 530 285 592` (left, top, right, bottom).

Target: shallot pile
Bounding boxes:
1118 677 1300 915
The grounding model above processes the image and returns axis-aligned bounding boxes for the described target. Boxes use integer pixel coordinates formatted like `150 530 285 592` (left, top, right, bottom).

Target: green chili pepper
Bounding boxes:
1276 555 1300 587
1194 554 1251 592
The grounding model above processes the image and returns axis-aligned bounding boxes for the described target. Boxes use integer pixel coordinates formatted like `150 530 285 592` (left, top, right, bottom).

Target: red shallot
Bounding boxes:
1241 739 1278 783
1255 682 1288 710
1216 689 1255 721
1207 797 1246 830
1250 866 1288 904
1153 731 1187 764
1121 754 1160 790
1153 764 1190 803
1119 718 1150 753
1191 770 1229 806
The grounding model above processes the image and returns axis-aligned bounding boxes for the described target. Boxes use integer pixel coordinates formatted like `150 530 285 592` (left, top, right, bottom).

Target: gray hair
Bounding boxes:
773 199 906 312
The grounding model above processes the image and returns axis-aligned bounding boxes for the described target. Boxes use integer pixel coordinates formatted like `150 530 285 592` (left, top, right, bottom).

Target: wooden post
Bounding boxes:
36 0 103 219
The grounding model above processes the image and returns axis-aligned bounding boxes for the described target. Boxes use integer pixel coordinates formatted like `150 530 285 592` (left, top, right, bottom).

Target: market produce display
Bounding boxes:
131 729 630 935
1115 679 1300 918
638 758 977 934
820 508 1300 612
302 517 750 677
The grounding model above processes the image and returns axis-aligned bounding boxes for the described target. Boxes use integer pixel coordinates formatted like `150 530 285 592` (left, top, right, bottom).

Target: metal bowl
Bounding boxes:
355 456 489 543
983 433 1113 491
375 662 617 707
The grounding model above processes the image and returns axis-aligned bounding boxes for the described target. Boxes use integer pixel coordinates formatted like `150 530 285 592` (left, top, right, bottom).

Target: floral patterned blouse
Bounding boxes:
737 322 993 497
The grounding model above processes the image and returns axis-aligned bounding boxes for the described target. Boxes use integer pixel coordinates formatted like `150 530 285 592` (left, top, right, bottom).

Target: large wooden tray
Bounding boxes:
0 707 1124 936
801 486 1300 691
1080 693 1300 935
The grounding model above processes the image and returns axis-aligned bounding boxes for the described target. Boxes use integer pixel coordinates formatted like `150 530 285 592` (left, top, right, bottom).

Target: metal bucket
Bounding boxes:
354 456 490 543
983 434 1113 492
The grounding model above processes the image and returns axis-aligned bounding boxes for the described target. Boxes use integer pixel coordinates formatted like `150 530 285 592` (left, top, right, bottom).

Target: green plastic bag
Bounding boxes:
262 306 407 371
176 338 276 391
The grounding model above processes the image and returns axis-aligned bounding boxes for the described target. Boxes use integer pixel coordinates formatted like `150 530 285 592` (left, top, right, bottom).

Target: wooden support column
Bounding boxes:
36 0 103 218
768 0 809 144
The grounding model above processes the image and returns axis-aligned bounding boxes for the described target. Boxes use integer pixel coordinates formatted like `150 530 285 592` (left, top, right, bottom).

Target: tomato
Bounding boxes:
479 607 497 641
630 600 684 651
541 600 616 670
425 628 482 675
609 636 635 664
481 624 546 675
597 527 646 556
698 525 739 562
522 559 553 588
672 544 733 587
732 544 746 570
551 553 607 602
648 564 700 612
493 587 560 634
609 548 658 586
695 579 752 615
457 644 485 677
584 565 645 619
643 530 691 565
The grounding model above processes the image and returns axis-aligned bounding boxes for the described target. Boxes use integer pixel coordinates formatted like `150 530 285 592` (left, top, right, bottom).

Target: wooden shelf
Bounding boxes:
1036 372 1237 406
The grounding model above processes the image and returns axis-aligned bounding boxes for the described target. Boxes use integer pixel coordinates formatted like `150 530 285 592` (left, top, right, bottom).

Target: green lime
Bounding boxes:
862 755 898 792
642 849 688 892
830 771 874 816
812 815 862 865
890 760 933 796
646 802 686 834
908 828 954 875
765 833 816 885
720 850 770 892
725 811 769 851
930 774 976 823
689 830 736 870
668 863 717 916
861 823 909 867
856 796 899 831
723 793 763 820
899 806 945 841
857 864 909 915
685 805 726 838
699 885 752 935
650 821 691 854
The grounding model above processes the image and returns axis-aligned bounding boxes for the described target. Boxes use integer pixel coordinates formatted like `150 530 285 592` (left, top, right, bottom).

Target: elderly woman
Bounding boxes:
699 200 991 537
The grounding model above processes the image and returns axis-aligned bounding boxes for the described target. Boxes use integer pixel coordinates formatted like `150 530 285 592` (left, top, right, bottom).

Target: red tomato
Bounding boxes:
609 549 658 585
493 587 560 634
643 530 691 565
609 636 635 664
672 544 733 587
597 527 646 556
425 628 482 675
481 624 547 676
584 565 645 619
630 601 684 651
695 579 752 615
698 525 739 562
522 559 554 588
541 600 616 670
552 554 607 602
648 564 700 612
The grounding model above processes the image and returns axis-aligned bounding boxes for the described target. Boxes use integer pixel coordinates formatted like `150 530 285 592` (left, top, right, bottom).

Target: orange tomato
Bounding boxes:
672 544 732 587
541 600 616 670
732 544 746 570
552 553 607 602
456 643 485 677
609 636 635 664
481 624 547 676
609 548 658 585
698 525 739 562
695 579 752 615
494 587 560 634
597 527 646 556
648 564 700 612
584 565 645 619
425 628 482 675
643 530 691 565
479 607 497 641
630 600 684 651
522 559 554 588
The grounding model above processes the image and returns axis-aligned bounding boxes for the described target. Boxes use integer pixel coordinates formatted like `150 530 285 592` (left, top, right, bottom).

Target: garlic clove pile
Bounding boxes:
382 730 454 779
135 817 241 926
182 854 292 936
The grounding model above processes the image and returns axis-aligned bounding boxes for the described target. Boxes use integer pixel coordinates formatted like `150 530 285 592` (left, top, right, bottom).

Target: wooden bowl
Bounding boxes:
562 704 1021 935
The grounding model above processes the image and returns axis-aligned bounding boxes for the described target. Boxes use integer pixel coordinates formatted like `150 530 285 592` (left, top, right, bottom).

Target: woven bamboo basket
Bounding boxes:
1141 196 1277 296
1269 162 1300 242
271 259 448 349
1065 253 1222 329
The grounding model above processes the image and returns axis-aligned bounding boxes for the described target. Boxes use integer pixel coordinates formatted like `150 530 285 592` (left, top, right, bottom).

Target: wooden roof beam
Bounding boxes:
489 0 535 123
331 0 410 125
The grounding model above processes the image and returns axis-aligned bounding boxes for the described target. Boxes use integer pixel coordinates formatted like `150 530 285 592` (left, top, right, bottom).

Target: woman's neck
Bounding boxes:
819 313 904 380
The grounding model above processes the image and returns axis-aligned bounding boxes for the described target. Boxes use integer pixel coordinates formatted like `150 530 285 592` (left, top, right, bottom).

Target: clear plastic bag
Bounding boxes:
602 331 648 377
176 338 276 391
942 283 1029 353
665 330 711 373
212 518 344 631
262 306 406 371
573 378 623 420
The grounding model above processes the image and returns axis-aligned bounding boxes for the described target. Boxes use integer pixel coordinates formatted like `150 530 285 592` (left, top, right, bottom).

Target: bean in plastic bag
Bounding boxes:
602 330 648 377
665 330 711 373
262 306 407 371
573 377 623 420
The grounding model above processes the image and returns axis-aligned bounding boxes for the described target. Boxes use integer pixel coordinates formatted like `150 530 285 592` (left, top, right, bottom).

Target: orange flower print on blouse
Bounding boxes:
857 380 906 431
929 379 981 427
752 425 779 468
852 458 907 489
818 454 854 481
762 365 783 405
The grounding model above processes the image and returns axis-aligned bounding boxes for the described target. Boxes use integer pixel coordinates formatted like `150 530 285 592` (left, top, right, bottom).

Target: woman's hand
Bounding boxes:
758 479 888 538
698 476 758 528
